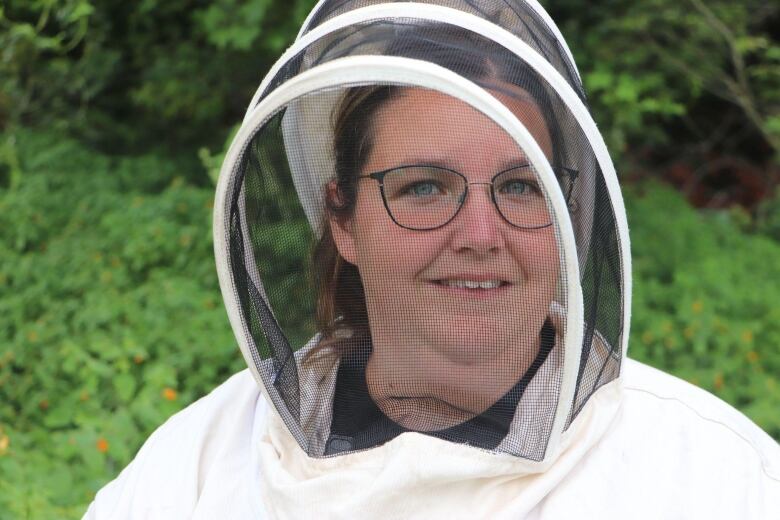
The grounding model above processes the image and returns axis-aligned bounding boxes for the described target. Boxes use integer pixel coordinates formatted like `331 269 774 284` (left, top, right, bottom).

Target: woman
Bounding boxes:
86 1 779 518
320 84 561 448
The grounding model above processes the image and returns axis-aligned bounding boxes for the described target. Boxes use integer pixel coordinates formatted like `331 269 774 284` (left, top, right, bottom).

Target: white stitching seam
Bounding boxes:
623 385 780 482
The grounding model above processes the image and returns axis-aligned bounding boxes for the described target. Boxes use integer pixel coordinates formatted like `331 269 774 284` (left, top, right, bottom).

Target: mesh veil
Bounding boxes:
216 6 628 462
298 0 584 100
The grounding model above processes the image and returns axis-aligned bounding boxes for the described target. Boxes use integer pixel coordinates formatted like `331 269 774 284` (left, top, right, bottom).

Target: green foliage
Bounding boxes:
195 0 273 50
1 131 778 517
754 188 780 242
3 0 777 171
0 130 241 517
3 0 780 516
0 0 318 148
547 0 780 164
626 182 780 438
0 0 96 128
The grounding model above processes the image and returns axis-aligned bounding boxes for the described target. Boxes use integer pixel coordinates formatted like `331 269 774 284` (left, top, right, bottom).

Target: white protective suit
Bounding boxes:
86 0 780 518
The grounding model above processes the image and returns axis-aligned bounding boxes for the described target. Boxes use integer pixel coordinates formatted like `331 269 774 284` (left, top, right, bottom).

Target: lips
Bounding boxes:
434 279 506 289
429 272 514 292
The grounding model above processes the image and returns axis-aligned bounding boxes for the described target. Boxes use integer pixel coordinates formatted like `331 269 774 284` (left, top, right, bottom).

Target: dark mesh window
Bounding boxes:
221 17 625 461
299 0 585 101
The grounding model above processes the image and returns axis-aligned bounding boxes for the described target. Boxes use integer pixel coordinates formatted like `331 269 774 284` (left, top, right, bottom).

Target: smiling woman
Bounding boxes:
84 1 780 518
227 13 592 465
321 87 560 435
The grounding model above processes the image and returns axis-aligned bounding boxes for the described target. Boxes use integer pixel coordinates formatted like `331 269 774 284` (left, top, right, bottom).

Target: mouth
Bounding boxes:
432 279 509 289
429 277 512 297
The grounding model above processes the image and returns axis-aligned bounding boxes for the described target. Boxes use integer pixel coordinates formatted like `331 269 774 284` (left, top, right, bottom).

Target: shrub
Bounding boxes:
626 182 780 438
0 129 240 517
1 133 778 517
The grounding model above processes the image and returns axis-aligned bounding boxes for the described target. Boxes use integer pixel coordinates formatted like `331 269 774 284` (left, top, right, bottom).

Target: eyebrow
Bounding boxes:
397 156 531 172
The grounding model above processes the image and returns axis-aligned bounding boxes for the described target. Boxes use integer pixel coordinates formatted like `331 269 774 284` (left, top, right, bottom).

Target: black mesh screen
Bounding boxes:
258 18 624 422
229 82 579 459
299 0 585 101
224 16 625 460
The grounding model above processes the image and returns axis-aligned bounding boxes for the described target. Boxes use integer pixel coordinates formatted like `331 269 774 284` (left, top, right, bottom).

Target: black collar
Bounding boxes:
325 320 555 455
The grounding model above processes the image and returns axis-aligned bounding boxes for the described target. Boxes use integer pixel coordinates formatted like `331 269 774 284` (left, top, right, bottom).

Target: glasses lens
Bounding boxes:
382 166 465 229
493 166 552 228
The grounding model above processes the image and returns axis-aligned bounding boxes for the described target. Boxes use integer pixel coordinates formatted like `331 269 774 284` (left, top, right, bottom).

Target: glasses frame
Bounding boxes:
356 164 579 231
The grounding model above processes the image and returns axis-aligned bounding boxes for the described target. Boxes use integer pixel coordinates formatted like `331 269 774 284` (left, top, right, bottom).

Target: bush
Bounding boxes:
0 0 319 149
547 0 779 168
626 182 780 438
0 129 240 517
1 130 778 517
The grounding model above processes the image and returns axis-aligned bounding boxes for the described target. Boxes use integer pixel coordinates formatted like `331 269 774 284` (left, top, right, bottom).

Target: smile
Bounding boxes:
435 279 506 289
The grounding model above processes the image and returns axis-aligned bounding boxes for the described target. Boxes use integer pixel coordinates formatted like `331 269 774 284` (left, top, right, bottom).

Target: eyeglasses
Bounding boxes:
356 164 578 231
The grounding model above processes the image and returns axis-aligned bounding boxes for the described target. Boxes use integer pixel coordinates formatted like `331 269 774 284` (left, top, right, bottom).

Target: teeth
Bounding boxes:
441 280 502 289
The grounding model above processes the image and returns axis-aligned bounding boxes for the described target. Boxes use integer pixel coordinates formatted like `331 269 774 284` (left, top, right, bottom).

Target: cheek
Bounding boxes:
509 230 560 288
352 192 443 277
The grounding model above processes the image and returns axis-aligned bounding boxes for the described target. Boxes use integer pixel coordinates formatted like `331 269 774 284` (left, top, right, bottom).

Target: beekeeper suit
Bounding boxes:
85 0 780 518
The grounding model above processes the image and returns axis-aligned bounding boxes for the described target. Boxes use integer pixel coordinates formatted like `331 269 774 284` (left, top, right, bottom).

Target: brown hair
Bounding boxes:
309 86 399 356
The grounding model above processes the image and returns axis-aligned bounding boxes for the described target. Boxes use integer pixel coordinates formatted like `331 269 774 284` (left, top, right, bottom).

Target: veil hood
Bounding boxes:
214 0 631 470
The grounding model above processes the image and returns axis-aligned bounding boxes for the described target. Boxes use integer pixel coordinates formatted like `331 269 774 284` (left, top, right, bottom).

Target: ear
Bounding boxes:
326 181 358 266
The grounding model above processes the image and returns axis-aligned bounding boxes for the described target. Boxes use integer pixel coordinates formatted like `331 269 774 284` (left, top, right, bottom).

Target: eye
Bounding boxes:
498 179 530 196
494 165 543 200
497 179 543 199
383 166 460 202
404 181 442 197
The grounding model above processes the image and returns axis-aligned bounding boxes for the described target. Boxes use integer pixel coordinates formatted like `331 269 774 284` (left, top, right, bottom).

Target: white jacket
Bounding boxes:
85 358 780 519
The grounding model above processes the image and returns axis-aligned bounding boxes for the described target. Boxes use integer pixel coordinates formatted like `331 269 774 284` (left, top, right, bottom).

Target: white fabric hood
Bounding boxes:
214 0 630 476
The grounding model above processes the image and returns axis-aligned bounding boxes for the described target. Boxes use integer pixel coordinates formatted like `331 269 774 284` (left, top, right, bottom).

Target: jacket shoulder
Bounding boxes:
84 369 268 519
621 358 780 479
541 360 780 517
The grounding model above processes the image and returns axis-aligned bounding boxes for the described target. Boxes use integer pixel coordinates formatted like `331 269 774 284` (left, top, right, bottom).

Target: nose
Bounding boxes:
449 183 505 256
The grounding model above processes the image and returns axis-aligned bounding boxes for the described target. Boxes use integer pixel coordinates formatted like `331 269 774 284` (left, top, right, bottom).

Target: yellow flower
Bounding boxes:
746 351 759 363
713 373 724 391
691 301 703 314
96 437 109 453
0 433 9 456
741 330 753 344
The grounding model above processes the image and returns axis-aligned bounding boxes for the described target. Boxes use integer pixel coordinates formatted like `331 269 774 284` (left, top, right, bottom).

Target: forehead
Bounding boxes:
367 87 553 167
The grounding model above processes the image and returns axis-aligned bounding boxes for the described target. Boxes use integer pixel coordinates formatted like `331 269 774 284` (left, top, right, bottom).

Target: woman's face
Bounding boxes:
330 87 560 431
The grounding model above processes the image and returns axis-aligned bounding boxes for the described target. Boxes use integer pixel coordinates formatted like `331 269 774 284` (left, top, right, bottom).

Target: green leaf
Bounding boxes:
114 373 136 402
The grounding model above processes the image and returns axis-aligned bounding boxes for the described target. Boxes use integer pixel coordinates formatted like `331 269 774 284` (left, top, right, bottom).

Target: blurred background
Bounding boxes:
0 0 778 516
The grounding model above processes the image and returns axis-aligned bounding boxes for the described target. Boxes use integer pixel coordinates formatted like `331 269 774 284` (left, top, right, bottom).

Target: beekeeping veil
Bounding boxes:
214 0 630 466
